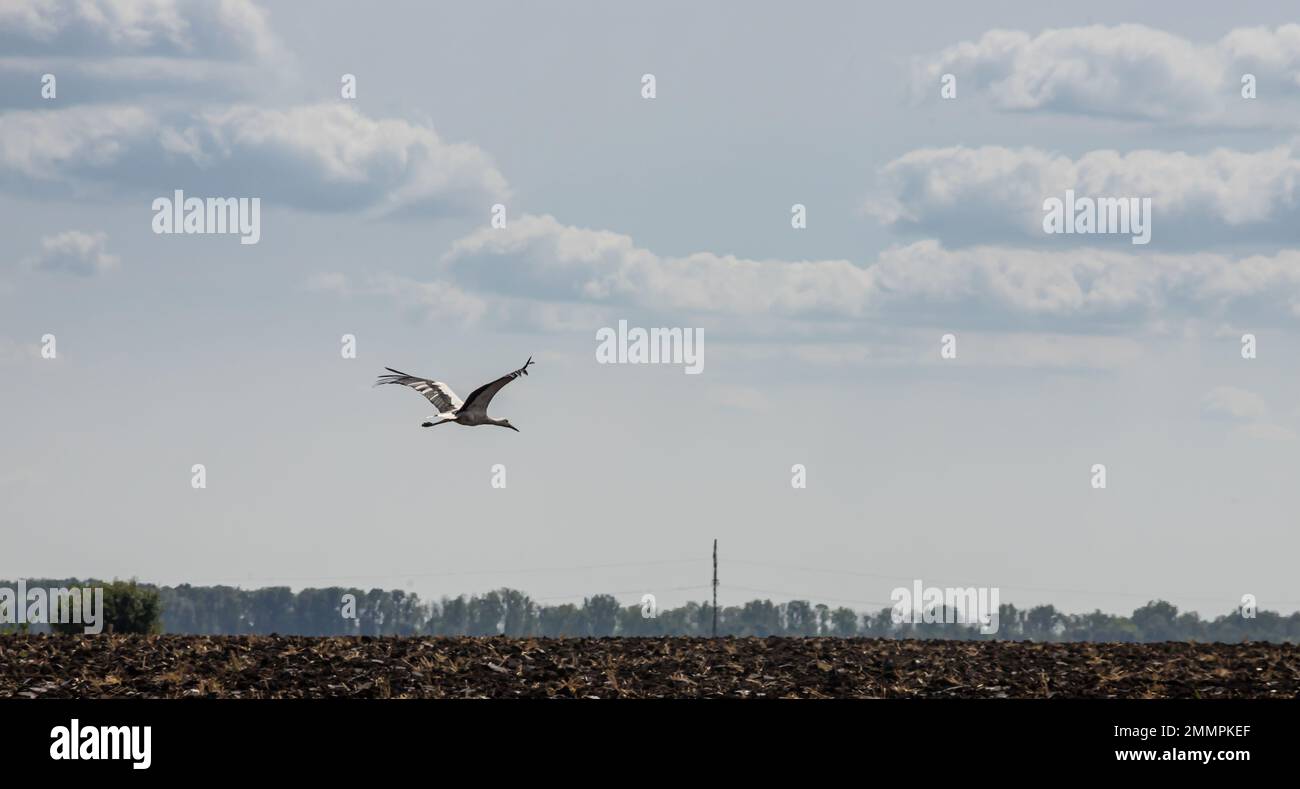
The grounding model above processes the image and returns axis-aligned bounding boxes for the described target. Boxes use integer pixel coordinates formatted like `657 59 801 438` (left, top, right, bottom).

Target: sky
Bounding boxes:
2 0 1299 617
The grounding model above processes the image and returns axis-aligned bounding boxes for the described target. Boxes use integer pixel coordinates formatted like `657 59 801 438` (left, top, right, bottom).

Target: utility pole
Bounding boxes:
712 539 718 637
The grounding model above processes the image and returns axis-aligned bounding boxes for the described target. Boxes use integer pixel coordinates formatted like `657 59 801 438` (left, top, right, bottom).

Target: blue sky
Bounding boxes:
2 0 1299 616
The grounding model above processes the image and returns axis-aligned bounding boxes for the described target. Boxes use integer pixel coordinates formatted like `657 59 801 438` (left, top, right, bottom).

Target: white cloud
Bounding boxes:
191 104 511 215
25 230 119 276
0 103 510 214
439 214 1300 328
870 143 1300 245
913 24 1300 125
1201 386 1270 422
0 104 155 182
368 273 487 324
0 0 286 104
0 0 277 58
1201 386 1296 440
307 270 635 332
309 272 486 324
305 272 351 297
442 214 870 317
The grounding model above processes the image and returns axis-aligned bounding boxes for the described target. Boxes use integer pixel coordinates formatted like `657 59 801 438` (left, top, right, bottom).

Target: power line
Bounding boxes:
182 556 705 586
722 583 892 609
531 584 711 603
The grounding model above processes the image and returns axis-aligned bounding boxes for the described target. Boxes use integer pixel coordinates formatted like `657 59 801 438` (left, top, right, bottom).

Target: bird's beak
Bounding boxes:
508 424 520 432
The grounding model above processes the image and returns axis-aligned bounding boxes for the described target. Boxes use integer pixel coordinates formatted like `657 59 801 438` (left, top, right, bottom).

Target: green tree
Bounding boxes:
785 600 816 636
1132 600 1179 642
583 595 620 636
467 591 505 636
830 607 859 637
500 588 536 636
52 580 162 635
1024 605 1061 641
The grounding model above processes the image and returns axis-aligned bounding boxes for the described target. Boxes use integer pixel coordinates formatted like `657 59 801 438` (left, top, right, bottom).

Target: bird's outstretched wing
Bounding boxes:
460 357 534 416
374 368 464 415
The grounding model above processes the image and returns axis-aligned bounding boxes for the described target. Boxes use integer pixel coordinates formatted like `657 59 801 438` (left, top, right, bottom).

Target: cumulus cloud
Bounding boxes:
912 24 1300 125
0 0 276 57
870 143 1300 247
0 104 155 183
0 0 285 106
437 214 1300 329
0 103 509 214
442 214 871 317
868 242 1300 325
25 230 119 276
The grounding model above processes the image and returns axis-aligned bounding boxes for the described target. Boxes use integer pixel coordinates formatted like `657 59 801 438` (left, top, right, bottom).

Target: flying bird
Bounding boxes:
375 357 534 431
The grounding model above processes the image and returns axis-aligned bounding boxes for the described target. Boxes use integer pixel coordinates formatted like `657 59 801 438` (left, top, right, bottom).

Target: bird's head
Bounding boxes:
502 419 519 432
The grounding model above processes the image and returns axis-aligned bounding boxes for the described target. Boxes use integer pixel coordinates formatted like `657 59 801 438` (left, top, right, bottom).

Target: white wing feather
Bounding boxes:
375 368 464 415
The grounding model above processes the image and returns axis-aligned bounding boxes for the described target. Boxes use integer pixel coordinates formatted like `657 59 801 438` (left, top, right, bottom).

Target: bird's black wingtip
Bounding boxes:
374 366 403 384
374 367 408 386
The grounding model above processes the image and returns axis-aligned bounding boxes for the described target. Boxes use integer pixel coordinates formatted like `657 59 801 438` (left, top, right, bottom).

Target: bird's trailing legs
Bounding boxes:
421 418 451 428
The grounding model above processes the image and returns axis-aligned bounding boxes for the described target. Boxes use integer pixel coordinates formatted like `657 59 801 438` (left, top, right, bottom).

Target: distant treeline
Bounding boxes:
4 579 1297 642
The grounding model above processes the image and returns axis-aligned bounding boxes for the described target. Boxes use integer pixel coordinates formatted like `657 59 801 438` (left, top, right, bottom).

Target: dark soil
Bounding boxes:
1 635 1295 698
